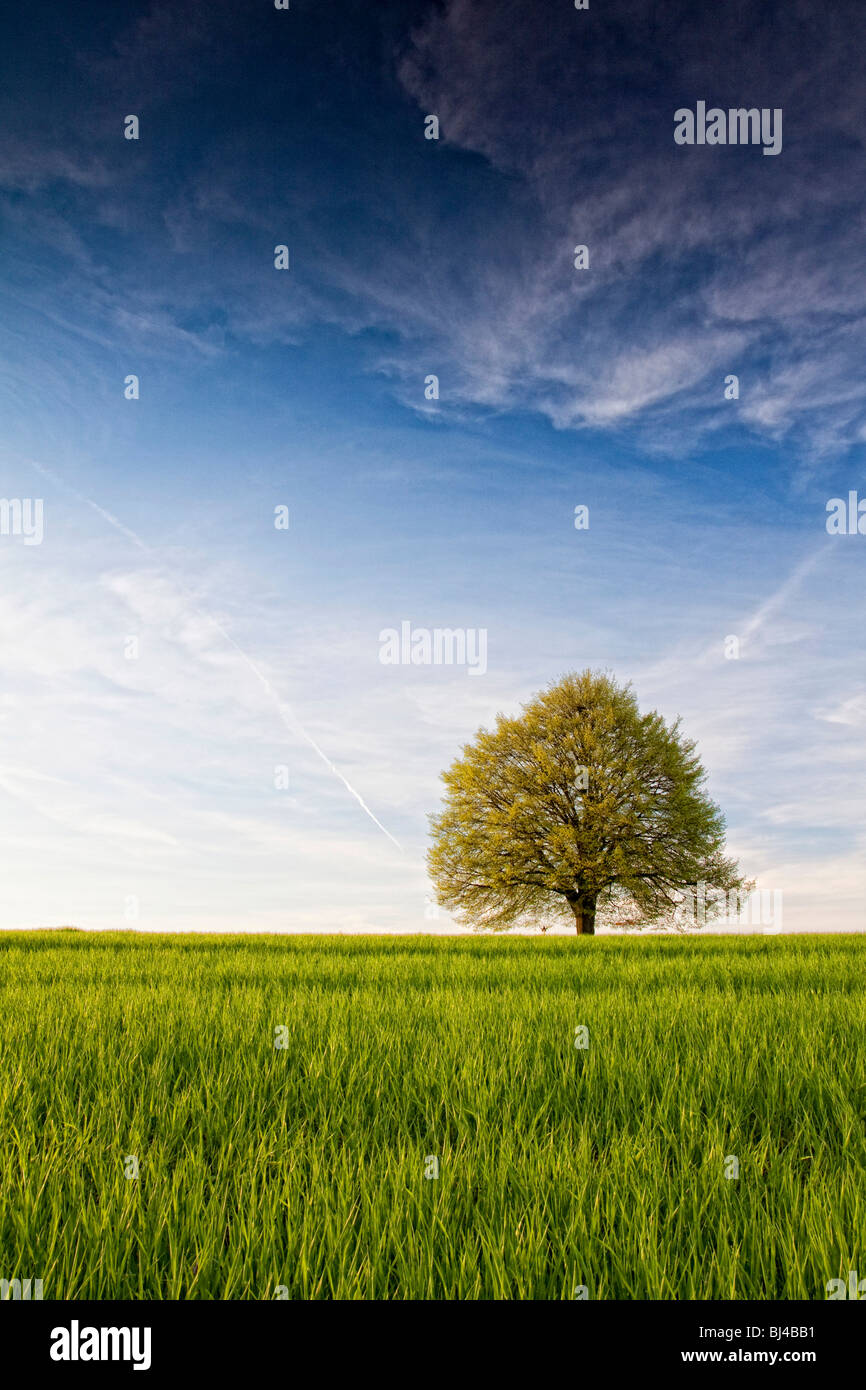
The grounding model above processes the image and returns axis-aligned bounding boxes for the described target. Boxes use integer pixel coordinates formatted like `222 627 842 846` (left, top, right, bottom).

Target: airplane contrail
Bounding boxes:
23 455 403 851
740 541 830 643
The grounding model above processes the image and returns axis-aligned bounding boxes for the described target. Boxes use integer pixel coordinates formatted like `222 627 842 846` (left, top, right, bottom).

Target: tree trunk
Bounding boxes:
565 890 596 935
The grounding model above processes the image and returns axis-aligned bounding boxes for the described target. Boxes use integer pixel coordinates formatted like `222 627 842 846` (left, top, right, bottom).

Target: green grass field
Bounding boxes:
0 931 863 1300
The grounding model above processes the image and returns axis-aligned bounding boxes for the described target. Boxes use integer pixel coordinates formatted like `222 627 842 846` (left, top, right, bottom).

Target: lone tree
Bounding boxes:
427 669 748 934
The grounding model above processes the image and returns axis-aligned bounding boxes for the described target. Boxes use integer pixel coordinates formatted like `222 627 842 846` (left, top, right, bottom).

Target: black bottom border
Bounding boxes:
1 1298 859 1378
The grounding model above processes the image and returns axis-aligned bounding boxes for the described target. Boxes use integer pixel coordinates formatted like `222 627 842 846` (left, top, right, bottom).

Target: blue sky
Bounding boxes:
0 0 864 932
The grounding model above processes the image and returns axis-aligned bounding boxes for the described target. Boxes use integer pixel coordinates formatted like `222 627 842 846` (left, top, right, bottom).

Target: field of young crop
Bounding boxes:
0 931 863 1300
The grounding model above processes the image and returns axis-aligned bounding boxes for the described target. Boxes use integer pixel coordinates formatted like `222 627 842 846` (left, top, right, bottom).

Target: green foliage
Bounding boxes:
0 932 862 1299
428 669 748 932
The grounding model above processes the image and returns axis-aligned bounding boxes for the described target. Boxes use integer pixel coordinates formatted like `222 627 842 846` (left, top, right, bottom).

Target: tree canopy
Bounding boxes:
427 669 748 934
